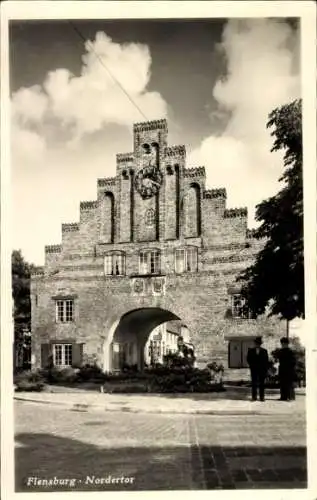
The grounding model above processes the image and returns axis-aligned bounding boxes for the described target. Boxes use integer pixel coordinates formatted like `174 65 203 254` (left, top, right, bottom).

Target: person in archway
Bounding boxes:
277 337 296 401
247 336 269 402
177 336 185 357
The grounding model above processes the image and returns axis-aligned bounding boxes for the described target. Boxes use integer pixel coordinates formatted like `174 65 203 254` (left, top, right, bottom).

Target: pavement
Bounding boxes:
15 399 307 491
14 386 306 415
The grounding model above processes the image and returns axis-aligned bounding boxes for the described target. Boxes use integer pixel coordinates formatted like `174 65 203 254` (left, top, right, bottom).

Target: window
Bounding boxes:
139 249 160 275
228 338 255 368
145 208 155 227
104 252 125 276
53 343 73 367
231 294 250 319
175 247 198 273
56 300 74 323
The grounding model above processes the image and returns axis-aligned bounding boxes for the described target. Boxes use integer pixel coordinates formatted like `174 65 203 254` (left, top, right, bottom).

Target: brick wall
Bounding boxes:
31 118 282 376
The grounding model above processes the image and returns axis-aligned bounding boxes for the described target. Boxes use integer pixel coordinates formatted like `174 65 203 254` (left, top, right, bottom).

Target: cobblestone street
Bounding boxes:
15 399 306 491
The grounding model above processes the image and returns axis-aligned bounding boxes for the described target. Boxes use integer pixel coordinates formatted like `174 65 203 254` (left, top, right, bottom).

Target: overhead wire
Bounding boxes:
68 21 183 139
69 21 149 122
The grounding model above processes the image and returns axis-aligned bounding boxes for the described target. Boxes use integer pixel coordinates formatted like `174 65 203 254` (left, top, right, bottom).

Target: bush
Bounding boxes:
106 383 149 394
145 367 221 393
264 359 279 387
163 352 195 369
14 370 45 392
14 369 43 384
100 366 225 394
206 362 225 384
103 371 147 382
15 381 45 392
41 366 78 385
77 364 106 382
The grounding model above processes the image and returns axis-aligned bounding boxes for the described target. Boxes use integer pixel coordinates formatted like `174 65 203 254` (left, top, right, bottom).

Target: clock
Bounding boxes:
135 163 163 199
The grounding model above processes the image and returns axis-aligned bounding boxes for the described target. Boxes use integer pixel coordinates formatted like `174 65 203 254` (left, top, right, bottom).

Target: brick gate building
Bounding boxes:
31 119 285 376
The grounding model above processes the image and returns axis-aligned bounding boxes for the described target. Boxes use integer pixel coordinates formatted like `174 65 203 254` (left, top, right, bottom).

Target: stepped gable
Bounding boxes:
204 188 227 199
133 118 168 132
80 201 98 210
184 166 205 178
116 152 134 163
45 244 62 254
224 207 248 218
97 177 116 187
62 223 79 232
165 145 186 157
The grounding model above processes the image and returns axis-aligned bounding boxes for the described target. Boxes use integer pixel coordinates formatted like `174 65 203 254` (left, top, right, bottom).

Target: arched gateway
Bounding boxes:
104 307 186 372
31 119 286 377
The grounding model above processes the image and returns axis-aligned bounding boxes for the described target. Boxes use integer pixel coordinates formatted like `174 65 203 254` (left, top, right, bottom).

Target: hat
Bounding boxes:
254 336 263 345
280 337 289 345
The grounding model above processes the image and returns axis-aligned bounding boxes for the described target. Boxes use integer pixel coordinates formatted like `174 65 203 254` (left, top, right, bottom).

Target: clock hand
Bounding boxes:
149 180 160 187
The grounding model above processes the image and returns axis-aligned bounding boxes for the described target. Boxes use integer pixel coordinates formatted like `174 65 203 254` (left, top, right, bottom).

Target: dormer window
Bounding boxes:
104 251 125 276
139 249 160 275
175 246 198 273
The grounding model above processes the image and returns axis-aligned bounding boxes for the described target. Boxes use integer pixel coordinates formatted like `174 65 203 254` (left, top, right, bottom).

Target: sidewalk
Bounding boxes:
15 387 305 415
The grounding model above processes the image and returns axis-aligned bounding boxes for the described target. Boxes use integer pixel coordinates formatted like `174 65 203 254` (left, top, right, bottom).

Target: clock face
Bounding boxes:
135 163 163 199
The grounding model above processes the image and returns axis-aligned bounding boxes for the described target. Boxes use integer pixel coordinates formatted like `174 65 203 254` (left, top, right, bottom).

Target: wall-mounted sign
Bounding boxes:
152 277 166 296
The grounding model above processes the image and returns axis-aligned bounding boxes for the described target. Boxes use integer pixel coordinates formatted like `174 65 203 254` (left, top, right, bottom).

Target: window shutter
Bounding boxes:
41 343 51 368
241 340 255 368
228 340 242 368
72 343 83 368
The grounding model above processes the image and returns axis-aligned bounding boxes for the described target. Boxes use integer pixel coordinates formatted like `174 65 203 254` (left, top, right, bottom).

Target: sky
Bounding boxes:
10 17 300 267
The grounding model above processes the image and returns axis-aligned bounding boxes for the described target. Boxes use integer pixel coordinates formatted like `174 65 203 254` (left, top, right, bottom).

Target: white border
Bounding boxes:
1 2 316 500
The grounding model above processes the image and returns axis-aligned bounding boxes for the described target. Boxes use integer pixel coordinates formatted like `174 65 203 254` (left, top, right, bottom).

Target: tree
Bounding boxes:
238 99 303 321
12 250 34 370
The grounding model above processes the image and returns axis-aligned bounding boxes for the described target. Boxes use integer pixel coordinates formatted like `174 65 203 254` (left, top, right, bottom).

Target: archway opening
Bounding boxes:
107 307 192 372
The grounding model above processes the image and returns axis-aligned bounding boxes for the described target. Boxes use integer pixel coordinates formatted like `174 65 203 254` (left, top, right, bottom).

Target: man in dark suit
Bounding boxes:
277 337 296 401
247 336 269 401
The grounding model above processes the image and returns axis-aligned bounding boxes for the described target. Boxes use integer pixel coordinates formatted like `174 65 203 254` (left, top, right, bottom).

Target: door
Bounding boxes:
112 342 120 371
111 342 126 371
229 340 242 368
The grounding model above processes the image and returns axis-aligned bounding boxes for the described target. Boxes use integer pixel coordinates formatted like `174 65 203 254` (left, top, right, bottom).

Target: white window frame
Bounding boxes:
231 294 250 319
55 299 74 323
53 343 73 367
104 252 125 276
175 246 198 273
139 249 160 275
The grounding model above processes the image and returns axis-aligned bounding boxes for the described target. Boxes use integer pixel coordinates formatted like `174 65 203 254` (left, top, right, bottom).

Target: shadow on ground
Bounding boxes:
15 432 307 492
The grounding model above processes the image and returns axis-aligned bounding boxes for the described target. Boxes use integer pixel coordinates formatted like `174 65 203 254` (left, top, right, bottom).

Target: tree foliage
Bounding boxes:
12 250 34 368
238 99 303 321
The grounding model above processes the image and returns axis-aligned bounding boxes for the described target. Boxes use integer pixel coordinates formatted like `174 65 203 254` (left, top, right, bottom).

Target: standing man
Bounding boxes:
277 337 296 401
247 337 269 402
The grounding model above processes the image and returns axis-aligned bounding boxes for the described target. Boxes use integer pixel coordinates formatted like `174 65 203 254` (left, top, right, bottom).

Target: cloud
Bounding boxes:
11 127 46 166
12 31 167 144
189 19 300 224
11 32 167 264
11 85 48 125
